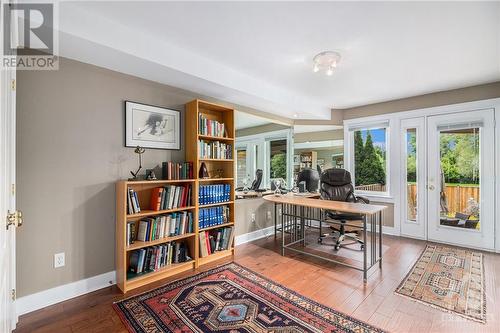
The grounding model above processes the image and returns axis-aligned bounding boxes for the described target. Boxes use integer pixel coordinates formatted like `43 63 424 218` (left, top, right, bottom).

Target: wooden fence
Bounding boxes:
407 184 479 215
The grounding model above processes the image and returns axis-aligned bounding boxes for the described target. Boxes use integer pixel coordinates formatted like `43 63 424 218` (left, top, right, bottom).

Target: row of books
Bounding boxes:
199 184 231 205
198 114 226 138
136 212 193 242
199 227 234 257
199 206 229 229
198 140 232 160
128 241 191 276
149 185 192 211
127 188 142 214
126 221 136 246
162 161 194 180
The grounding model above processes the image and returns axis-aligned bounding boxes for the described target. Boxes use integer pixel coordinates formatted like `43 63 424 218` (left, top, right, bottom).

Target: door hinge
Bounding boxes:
11 289 16 301
11 79 15 91
6 210 23 229
11 184 15 196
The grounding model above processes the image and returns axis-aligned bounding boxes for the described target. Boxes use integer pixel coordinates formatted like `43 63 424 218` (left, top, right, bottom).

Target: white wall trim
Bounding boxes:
16 271 116 317
235 225 277 245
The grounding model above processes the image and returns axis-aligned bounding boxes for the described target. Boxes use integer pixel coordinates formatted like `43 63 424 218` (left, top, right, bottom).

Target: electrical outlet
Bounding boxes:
251 213 256 223
54 252 65 268
267 211 272 220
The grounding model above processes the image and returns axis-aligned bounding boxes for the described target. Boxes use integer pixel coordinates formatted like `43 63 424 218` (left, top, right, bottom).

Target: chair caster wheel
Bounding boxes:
360 244 365 250
334 245 340 251
317 238 323 243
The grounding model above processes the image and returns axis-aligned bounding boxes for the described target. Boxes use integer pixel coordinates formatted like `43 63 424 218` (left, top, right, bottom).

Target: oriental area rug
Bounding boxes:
114 262 385 332
395 244 485 323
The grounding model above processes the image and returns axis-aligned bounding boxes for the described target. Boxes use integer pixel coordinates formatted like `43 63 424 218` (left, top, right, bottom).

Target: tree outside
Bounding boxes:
354 129 386 187
270 153 287 180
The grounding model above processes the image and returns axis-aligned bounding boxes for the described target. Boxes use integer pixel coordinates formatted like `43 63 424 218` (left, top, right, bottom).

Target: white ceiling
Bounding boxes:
235 111 272 130
57 1 500 120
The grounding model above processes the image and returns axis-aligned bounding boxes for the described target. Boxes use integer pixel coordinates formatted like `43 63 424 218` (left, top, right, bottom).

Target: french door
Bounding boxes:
401 109 495 250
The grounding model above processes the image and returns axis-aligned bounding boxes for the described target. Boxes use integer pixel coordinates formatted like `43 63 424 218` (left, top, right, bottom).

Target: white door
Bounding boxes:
427 109 495 250
400 117 426 239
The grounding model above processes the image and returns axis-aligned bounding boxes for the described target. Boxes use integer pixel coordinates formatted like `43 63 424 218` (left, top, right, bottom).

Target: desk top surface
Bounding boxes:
263 194 386 214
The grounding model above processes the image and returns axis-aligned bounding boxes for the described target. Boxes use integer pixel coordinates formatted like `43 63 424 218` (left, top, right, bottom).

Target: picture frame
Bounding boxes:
125 101 181 150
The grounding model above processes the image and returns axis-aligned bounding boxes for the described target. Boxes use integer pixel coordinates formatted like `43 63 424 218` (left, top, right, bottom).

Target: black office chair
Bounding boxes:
297 168 320 192
319 168 369 251
250 169 263 190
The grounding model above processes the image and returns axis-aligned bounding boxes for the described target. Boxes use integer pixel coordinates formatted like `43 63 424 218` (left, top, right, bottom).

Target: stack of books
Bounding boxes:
136 212 193 242
149 184 192 211
198 184 231 205
198 140 232 159
162 161 194 180
128 241 191 277
198 114 226 137
199 206 229 229
127 188 141 214
199 227 234 257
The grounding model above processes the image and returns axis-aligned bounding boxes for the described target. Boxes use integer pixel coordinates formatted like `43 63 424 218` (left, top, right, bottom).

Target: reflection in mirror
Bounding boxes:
235 111 292 192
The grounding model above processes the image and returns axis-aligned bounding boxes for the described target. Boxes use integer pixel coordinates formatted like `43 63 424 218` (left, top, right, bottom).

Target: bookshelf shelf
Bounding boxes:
126 206 196 219
116 99 235 294
199 222 234 232
199 177 234 182
199 201 234 208
126 233 196 251
198 249 234 266
198 134 234 142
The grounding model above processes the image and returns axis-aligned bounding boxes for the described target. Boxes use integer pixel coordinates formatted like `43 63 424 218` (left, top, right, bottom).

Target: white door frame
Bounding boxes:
427 109 495 250
400 117 426 240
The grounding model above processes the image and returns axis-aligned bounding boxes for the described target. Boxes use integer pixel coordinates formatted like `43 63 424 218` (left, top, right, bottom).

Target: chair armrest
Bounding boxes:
355 195 370 204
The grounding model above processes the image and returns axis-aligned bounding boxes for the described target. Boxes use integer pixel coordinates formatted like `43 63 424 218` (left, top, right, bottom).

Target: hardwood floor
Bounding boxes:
14 235 500 333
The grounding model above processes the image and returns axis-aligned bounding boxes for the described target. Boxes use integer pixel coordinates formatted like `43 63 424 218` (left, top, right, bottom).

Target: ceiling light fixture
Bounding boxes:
312 51 341 76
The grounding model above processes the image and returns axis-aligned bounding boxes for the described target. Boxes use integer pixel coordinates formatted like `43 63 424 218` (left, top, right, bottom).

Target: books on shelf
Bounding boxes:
162 161 194 180
126 221 136 246
128 241 191 277
136 212 194 242
199 205 229 229
198 184 231 205
127 188 141 214
198 140 232 160
148 184 192 211
199 226 234 257
198 114 226 138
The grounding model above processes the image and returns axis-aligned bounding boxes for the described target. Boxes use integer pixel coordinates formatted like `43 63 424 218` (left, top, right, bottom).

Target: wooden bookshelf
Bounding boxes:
116 99 236 294
186 99 236 269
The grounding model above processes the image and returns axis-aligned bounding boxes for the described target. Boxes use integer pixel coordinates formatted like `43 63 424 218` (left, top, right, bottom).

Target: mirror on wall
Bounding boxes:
235 111 293 191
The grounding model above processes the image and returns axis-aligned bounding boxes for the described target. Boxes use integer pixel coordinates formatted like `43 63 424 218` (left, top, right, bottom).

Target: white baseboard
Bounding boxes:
235 225 277 245
16 271 116 317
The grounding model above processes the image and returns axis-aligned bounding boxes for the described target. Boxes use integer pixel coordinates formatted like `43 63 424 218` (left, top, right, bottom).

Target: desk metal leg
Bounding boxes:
363 214 367 282
379 210 383 268
301 206 305 247
274 203 277 239
281 203 286 256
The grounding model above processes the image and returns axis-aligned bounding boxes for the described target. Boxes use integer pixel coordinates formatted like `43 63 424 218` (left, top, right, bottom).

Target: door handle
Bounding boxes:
6 210 23 230
428 185 435 190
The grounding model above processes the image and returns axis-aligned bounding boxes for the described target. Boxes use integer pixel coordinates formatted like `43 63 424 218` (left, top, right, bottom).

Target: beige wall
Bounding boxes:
17 58 198 297
339 81 500 120
294 129 343 143
235 198 275 236
236 123 290 137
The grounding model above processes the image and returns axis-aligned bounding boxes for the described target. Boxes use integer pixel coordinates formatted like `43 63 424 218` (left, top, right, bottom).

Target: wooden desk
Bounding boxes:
235 190 273 199
264 195 386 281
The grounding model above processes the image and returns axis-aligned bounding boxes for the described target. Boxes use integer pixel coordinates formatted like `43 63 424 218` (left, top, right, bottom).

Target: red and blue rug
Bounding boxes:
114 262 384 332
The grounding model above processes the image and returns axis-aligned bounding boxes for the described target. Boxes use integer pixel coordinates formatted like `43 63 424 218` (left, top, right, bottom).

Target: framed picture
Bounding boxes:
125 101 181 150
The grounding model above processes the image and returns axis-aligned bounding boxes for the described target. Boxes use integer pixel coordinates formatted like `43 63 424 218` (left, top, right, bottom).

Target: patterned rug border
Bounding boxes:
114 261 387 332
394 244 486 324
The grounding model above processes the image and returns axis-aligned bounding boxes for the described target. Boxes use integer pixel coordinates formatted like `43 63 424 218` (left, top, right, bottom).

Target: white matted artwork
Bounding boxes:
125 101 180 150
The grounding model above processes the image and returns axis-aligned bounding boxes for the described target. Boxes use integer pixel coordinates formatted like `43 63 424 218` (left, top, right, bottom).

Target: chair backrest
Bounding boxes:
297 168 320 192
251 169 263 190
320 168 355 202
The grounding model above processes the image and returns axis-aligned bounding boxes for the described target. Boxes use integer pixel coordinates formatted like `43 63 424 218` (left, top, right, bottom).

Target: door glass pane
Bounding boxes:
269 139 287 188
406 128 417 222
353 128 387 193
439 128 480 230
236 149 247 187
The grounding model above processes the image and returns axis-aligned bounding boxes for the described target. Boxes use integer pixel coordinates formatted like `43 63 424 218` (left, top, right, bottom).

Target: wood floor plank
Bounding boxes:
14 235 500 333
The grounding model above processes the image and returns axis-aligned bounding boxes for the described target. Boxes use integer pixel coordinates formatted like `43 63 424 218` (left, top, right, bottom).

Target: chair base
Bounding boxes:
318 225 364 251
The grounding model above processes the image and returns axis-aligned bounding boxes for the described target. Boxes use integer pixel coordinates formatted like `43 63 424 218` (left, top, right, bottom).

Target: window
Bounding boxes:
269 139 288 187
236 148 248 187
405 128 417 221
351 125 388 194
